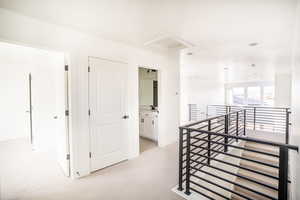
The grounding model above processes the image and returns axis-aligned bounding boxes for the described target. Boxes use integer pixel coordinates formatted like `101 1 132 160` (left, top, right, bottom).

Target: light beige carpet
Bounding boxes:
140 137 157 153
0 138 183 200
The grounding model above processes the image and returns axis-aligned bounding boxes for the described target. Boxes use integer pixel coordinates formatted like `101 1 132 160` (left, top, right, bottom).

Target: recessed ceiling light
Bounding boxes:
186 52 193 55
249 42 259 46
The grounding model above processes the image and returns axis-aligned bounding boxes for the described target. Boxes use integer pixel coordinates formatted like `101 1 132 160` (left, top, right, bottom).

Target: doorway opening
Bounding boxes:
0 41 70 198
138 67 159 153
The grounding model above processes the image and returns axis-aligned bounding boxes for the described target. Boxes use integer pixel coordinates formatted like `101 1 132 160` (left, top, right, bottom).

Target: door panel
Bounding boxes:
31 50 69 176
89 57 128 171
54 61 70 177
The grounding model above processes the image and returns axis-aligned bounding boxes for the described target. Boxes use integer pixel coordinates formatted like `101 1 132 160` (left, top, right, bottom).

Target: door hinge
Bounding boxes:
65 65 69 71
89 152 92 158
65 110 69 116
66 154 70 160
88 66 90 72
88 109 91 116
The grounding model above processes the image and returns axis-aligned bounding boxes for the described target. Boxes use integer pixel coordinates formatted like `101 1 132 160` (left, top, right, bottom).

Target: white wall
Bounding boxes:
0 43 31 141
290 0 300 199
180 53 225 123
0 8 180 178
139 68 157 106
180 76 225 123
275 73 292 107
158 50 180 146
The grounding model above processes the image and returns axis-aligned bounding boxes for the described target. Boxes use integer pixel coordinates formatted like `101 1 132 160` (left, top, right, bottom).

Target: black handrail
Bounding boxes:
178 108 298 200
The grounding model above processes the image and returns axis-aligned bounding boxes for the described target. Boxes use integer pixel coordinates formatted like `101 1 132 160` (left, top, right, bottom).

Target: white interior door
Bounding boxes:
54 62 70 177
31 50 70 176
89 57 128 171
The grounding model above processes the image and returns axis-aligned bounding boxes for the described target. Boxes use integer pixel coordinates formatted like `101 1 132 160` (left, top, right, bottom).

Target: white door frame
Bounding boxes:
64 61 71 176
138 66 162 151
0 39 71 177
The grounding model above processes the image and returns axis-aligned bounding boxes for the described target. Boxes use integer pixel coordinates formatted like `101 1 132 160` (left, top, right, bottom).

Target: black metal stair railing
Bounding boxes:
187 105 291 144
178 109 298 200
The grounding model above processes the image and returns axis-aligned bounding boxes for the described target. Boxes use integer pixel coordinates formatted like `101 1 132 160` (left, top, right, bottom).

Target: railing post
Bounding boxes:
253 107 256 130
236 112 239 142
224 115 228 152
207 120 211 165
178 127 184 191
278 146 288 200
285 109 290 144
185 129 191 195
243 109 246 136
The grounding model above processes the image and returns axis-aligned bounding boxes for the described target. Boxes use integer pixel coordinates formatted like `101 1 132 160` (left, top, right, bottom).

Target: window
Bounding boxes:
226 83 274 106
247 86 261 105
263 86 274 106
232 87 246 105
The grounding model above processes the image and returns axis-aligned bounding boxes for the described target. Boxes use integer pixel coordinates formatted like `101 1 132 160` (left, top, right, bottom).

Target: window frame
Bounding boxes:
225 81 274 106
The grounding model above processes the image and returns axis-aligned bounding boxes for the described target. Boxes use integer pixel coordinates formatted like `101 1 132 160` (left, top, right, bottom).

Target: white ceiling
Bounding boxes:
0 0 297 78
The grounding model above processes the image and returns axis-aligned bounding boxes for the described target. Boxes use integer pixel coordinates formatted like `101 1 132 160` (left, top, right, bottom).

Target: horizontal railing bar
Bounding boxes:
186 128 298 151
209 105 290 110
183 137 207 156
245 124 285 129
210 123 224 131
246 116 286 120
191 174 253 200
191 145 279 168
210 120 222 126
249 116 285 120
247 114 285 117
246 122 285 126
187 134 225 155
190 154 279 181
194 123 209 130
190 180 230 200
249 118 286 123
251 113 286 116
181 115 225 128
192 167 277 200
198 138 279 157
210 127 225 134
190 140 224 165
181 111 243 128
190 158 279 191
190 144 225 174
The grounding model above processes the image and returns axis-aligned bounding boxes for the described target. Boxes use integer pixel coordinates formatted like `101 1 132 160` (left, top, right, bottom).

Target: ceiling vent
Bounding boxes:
144 35 194 50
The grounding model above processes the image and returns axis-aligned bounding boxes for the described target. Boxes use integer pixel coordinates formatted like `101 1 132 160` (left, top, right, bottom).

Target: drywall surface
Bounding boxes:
0 8 180 178
275 73 291 107
0 43 32 141
290 0 300 199
180 76 224 123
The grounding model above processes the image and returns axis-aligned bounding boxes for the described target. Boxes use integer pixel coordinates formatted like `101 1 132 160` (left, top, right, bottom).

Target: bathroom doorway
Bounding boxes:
138 67 159 153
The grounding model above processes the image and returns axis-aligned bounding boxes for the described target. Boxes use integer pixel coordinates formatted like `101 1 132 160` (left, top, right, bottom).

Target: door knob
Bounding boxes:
54 116 58 119
122 115 129 119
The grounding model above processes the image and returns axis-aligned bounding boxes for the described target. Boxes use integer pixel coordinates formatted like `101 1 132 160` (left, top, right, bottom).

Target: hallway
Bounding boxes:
0 139 183 200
